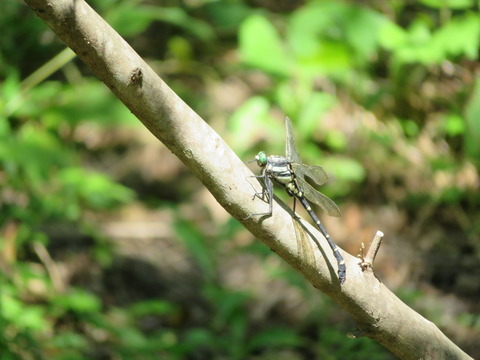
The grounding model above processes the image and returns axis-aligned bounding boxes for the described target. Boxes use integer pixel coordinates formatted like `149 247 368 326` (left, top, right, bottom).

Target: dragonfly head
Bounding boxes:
255 151 268 167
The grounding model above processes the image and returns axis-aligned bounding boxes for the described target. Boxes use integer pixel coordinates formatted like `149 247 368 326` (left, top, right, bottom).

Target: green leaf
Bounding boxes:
381 13 480 65
239 15 290 75
205 286 250 329
341 6 387 60
288 2 385 75
106 4 155 37
419 0 474 9
288 2 335 58
107 5 215 40
325 130 348 151
117 327 149 349
53 289 102 314
58 167 135 210
183 328 216 348
432 13 480 60
229 96 273 153
174 217 215 279
0 124 72 184
323 157 366 183
275 81 300 116
48 332 88 350
288 2 353 76
0 71 21 112
379 21 408 50
444 114 466 136
18 81 139 128
249 326 304 349
202 2 251 30
401 119 420 137
167 36 193 62
129 300 177 317
1 293 48 331
439 187 464 204
297 92 337 138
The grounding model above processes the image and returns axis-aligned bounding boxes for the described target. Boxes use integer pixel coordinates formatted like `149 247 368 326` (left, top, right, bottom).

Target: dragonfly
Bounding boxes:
246 117 346 284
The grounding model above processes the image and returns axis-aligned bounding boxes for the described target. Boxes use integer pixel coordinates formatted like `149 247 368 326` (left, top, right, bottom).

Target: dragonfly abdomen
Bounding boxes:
297 196 346 284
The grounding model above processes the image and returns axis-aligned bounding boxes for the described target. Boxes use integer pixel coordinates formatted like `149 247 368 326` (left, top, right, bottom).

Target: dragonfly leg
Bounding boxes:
246 174 268 201
244 174 274 220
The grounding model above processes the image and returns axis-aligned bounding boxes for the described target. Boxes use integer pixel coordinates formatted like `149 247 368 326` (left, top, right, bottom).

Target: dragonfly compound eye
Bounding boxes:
255 151 268 166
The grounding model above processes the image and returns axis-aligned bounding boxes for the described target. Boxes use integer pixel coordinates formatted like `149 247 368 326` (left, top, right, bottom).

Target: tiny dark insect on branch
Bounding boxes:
129 67 143 87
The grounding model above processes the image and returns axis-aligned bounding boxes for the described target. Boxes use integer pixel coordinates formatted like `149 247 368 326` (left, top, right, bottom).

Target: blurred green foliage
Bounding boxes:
1 0 480 359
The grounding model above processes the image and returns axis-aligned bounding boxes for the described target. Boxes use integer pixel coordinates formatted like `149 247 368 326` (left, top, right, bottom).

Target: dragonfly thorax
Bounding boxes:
265 155 295 186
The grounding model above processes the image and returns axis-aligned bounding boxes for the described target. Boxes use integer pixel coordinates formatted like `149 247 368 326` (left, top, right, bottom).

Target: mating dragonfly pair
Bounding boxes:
245 117 346 284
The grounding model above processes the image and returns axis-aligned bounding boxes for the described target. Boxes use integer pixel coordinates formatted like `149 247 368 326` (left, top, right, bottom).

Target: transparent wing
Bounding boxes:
286 117 329 186
285 117 302 164
293 217 315 267
297 178 341 217
291 163 328 186
285 116 340 217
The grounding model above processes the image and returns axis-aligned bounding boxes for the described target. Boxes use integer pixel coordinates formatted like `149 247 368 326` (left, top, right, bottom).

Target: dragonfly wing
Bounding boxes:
298 178 341 217
293 217 316 267
285 117 302 164
306 165 329 185
290 163 305 183
292 164 328 186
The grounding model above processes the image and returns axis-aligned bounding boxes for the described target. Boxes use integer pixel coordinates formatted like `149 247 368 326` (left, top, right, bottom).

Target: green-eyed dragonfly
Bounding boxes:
245 117 346 284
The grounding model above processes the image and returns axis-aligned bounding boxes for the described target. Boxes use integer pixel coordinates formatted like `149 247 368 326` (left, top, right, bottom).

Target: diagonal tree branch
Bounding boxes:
23 0 472 359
